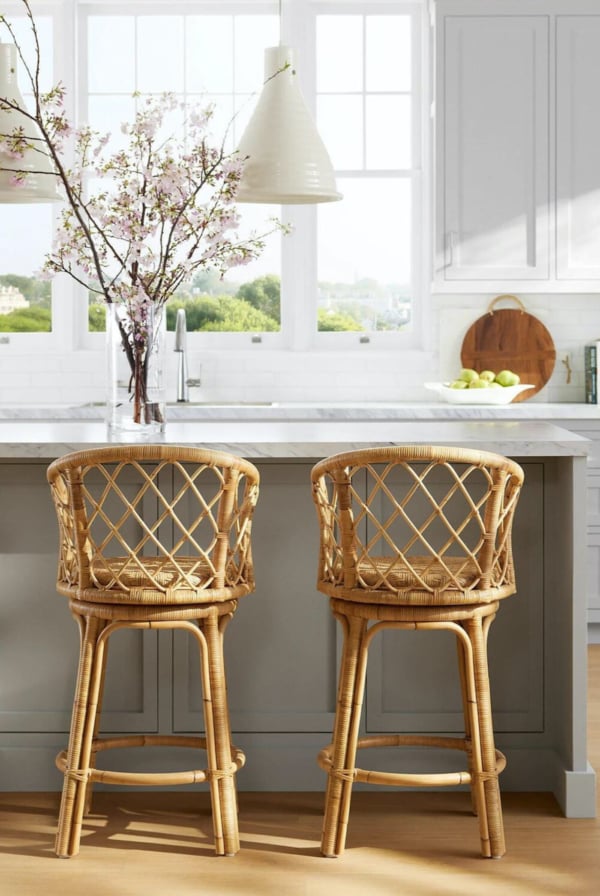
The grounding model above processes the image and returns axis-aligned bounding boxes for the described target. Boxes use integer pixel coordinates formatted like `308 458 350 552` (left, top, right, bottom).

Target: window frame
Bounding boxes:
77 0 286 351
310 0 427 352
1 0 431 360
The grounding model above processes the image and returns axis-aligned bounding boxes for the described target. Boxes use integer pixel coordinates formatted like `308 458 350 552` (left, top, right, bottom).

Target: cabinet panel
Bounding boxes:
439 15 549 281
556 16 600 280
366 463 544 733
576 434 600 467
586 530 600 612
586 472 600 528
0 464 157 733
172 463 337 733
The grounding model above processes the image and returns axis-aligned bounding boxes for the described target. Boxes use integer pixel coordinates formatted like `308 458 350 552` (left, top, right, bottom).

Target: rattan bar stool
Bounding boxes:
47 445 259 858
311 445 524 859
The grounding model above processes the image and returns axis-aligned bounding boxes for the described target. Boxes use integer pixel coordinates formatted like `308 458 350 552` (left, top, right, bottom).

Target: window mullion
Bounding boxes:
53 0 77 353
280 0 319 350
281 205 316 351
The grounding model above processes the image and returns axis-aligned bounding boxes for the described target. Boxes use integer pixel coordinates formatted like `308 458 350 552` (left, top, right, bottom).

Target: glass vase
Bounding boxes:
106 303 166 436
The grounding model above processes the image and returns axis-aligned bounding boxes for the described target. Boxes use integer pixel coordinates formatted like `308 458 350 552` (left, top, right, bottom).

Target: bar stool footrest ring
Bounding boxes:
56 734 246 787
318 733 506 788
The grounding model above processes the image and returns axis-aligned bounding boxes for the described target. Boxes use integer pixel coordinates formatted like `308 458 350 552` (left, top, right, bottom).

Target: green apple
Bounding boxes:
468 378 489 388
495 369 520 387
449 379 469 389
459 368 479 384
479 370 496 382
488 381 502 388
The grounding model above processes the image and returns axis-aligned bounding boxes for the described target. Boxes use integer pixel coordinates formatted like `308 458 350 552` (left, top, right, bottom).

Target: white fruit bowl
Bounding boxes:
424 382 535 405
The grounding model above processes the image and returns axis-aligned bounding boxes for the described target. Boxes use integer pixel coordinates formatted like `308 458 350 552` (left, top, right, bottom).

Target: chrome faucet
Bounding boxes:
174 308 189 402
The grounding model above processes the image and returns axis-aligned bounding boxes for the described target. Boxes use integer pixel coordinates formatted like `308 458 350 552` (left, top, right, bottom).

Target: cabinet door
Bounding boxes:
0 465 157 735
366 462 544 733
586 531 600 621
556 16 600 280
438 15 549 282
172 462 337 734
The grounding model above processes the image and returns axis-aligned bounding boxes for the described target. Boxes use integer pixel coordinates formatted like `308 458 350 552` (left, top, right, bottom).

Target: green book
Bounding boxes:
584 340 600 403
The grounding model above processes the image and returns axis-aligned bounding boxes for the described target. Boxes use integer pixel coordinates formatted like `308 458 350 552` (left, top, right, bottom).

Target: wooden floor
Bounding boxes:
2 646 599 896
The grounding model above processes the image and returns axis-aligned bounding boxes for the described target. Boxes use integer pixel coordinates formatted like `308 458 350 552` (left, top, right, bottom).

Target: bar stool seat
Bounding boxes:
47 445 259 858
311 445 524 859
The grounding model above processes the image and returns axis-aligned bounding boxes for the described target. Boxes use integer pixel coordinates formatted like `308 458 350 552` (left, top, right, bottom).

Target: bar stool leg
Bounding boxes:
219 611 240 822
321 612 369 858
201 611 240 856
466 614 505 858
455 630 478 816
455 620 492 856
83 632 110 817
55 614 106 858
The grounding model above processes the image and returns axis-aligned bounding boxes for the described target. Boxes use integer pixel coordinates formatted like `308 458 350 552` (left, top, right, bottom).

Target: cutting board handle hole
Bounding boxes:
488 294 526 315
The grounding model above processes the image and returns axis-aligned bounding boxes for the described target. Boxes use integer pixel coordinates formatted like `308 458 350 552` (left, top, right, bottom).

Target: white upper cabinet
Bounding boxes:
436 12 549 285
439 15 549 283
435 1 600 291
556 15 600 281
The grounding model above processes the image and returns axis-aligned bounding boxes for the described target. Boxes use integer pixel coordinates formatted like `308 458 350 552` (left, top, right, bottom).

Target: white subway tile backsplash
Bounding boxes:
1 292 600 406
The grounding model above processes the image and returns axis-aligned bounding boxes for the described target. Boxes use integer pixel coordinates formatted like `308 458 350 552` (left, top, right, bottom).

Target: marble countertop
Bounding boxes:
0 419 588 460
1 401 599 423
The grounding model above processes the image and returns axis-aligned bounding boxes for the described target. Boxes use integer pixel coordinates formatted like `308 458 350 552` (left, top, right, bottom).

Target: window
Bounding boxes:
0 8 55 335
316 10 419 342
1 0 428 354
82 4 282 339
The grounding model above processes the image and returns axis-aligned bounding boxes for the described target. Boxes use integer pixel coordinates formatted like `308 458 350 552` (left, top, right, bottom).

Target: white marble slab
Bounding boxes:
1 401 599 423
0 418 588 460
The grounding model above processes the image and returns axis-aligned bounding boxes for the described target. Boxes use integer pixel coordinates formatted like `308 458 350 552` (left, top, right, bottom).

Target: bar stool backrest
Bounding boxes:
47 445 260 601
311 445 524 603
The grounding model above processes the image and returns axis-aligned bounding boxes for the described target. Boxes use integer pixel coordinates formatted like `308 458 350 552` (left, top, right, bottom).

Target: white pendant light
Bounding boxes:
0 42 61 202
236 42 342 205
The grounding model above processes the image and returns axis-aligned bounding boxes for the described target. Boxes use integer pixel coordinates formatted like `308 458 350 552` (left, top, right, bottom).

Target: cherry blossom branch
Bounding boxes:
1 0 287 420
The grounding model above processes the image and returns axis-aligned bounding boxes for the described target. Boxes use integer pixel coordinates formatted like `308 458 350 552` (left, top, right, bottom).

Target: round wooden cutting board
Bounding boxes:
460 295 556 402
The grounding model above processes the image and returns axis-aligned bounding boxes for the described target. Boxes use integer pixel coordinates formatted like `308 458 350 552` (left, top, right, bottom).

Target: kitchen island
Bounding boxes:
0 418 594 818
